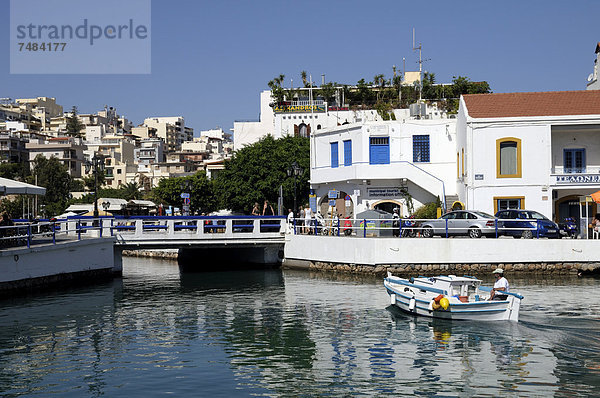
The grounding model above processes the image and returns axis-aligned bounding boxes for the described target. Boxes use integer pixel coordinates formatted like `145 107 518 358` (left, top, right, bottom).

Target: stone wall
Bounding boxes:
283 259 600 276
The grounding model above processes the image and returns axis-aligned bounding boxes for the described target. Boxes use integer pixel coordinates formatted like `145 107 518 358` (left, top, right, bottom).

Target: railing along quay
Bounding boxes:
0 213 592 252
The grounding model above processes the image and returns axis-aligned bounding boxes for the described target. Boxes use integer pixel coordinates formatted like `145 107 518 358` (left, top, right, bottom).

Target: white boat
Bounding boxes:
384 272 523 321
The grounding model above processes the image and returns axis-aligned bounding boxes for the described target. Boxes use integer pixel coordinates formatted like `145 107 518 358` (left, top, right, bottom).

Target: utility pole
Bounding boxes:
413 28 423 103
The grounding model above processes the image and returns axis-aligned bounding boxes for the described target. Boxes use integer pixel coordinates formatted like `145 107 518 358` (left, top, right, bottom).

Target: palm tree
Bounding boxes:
301 71 308 88
122 181 141 200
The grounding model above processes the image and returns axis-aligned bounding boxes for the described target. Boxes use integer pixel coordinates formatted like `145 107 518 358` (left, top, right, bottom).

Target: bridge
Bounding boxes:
70 215 288 266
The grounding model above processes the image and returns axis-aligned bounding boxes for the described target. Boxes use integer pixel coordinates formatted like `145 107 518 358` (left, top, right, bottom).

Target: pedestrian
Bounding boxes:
305 205 313 234
262 200 274 216
252 202 260 216
287 208 295 234
392 208 400 237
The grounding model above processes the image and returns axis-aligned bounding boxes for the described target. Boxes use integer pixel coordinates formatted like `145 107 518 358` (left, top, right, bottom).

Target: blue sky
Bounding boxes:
1 0 598 135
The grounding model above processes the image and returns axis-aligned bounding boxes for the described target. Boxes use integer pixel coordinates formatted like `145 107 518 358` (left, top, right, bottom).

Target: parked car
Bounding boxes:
421 210 499 238
494 209 561 239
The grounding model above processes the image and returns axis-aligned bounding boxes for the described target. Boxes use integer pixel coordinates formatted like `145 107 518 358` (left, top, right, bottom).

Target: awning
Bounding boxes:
127 199 156 207
591 190 600 204
96 198 128 210
0 177 46 195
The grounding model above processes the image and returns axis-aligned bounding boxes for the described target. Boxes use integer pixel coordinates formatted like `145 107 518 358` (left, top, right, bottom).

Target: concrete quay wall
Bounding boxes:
0 237 119 294
283 235 600 275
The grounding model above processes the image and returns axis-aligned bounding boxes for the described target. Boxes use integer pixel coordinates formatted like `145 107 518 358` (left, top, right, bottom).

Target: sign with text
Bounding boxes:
273 104 326 113
328 190 338 199
555 174 600 184
10 0 151 74
367 187 402 198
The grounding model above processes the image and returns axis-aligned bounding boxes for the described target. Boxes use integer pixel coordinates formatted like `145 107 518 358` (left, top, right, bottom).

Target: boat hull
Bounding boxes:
384 280 520 321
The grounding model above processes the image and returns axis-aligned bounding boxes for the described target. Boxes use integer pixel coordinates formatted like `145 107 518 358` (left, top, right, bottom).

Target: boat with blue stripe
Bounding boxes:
384 273 523 321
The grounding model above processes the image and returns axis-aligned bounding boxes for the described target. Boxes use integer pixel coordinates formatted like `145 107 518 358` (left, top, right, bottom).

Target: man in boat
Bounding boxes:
489 268 509 300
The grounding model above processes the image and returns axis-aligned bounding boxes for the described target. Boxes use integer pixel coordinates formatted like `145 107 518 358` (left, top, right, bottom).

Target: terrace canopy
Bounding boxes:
0 177 46 196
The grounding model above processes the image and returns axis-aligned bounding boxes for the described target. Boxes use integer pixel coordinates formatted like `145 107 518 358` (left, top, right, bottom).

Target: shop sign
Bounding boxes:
556 175 600 184
367 187 402 198
273 104 326 113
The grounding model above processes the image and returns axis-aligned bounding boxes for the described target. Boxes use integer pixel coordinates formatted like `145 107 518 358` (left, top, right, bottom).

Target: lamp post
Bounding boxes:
84 154 105 225
287 161 303 215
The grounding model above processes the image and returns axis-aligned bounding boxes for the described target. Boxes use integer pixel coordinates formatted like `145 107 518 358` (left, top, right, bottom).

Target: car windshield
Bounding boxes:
521 211 548 220
472 211 494 219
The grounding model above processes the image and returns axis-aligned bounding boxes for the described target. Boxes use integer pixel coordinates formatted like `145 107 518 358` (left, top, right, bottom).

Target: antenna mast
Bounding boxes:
413 28 423 102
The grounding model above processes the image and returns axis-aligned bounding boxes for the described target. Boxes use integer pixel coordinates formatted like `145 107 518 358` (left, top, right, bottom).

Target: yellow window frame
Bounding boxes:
493 196 525 214
496 137 522 178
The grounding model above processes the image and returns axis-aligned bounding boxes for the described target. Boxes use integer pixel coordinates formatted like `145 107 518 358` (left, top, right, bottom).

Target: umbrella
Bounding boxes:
81 210 113 217
0 177 46 195
591 190 600 204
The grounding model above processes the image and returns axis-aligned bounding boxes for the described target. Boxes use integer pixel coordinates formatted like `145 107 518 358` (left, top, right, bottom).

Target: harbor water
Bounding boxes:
1 257 600 397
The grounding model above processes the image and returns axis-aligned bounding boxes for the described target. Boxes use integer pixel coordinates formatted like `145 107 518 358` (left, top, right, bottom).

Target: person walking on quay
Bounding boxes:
305 205 314 234
287 208 295 234
299 206 306 234
252 202 260 216
392 208 400 237
489 268 509 300
262 200 275 216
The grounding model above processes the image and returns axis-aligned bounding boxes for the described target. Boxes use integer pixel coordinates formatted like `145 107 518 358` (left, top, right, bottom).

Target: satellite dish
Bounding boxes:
588 73 594 82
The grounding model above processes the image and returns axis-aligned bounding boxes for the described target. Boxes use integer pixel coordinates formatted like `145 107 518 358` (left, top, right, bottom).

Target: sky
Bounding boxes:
1 0 599 135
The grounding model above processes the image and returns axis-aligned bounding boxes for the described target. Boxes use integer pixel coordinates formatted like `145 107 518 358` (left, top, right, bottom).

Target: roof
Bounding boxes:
463 90 600 119
0 177 46 195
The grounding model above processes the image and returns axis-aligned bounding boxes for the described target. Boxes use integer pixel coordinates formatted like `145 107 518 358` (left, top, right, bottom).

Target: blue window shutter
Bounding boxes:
369 137 390 164
330 142 338 168
343 140 352 166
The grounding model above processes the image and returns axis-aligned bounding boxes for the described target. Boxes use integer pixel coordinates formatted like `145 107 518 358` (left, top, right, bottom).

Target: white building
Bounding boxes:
586 42 600 90
310 117 457 217
456 90 600 226
233 90 441 152
143 116 193 152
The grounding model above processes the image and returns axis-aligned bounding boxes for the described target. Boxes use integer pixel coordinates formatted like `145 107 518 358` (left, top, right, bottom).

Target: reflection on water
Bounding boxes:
0 258 600 396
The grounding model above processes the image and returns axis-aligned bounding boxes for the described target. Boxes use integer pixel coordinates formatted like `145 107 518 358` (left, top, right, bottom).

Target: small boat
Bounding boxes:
384 272 523 321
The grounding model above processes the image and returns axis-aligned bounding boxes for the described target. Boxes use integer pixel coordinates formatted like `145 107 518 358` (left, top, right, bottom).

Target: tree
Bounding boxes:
29 155 72 217
66 106 84 137
300 70 308 88
151 171 216 215
0 162 29 181
268 74 286 108
121 181 142 200
213 135 309 213
318 82 336 104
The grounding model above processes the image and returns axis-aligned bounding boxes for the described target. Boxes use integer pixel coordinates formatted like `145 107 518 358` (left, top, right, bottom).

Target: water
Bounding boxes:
1 258 600 397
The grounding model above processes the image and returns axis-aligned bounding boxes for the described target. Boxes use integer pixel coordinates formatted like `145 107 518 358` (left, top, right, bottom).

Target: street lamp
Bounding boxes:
84 154 105 224
287 161 303 215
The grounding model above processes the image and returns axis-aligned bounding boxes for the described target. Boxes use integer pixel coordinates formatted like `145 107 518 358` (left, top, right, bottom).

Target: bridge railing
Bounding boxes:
101 215 286 241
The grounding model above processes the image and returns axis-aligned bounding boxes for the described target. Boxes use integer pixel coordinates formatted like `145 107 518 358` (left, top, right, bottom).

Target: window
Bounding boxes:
343 140 352 166
493 196 525 214
457 152 460 178
369 137 389 164
564 148 586 173
413 135 430 162
330 142 338 168
496 138 521 178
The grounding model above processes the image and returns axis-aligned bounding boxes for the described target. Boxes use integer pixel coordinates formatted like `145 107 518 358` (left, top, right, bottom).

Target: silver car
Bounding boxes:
420 210 500 238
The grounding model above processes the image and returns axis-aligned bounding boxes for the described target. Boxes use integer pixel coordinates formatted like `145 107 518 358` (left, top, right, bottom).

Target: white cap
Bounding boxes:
492 268 504 274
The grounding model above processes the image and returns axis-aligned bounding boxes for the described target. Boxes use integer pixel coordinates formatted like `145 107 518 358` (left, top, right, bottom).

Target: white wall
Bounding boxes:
310 119 457 216
285 234 600 265
0 238 116 283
